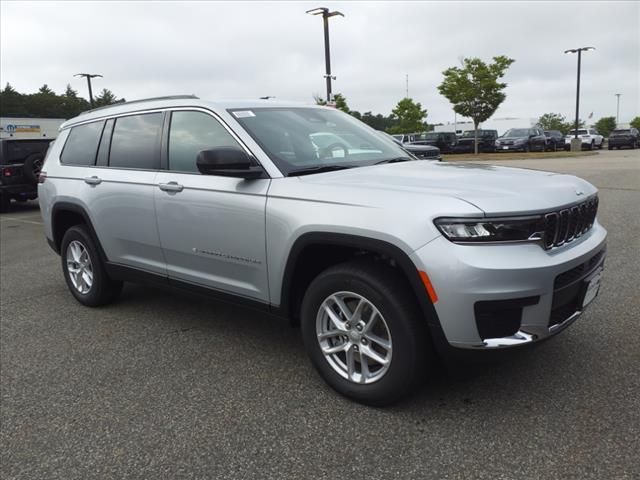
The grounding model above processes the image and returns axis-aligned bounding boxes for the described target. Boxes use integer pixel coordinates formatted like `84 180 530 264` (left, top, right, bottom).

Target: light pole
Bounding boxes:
615 93 621 126
564 47 594 146
306 7 344 103
74 73 103 107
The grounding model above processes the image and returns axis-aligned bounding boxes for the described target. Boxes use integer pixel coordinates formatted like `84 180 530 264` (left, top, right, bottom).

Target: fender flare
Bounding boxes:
50 202 109 264
278 232 441 329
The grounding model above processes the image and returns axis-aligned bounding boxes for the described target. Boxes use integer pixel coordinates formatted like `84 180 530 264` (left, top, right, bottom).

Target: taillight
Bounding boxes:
2 168 12 177
38 171 47 183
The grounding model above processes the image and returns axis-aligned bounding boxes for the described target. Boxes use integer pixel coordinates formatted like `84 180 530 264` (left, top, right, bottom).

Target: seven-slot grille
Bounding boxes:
543 196 598 249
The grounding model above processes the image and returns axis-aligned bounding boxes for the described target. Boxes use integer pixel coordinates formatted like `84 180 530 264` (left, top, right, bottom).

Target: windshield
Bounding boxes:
230 107 410 175
568 129 588 135
611 129 630 135
503 129 530 138
415 132 439 141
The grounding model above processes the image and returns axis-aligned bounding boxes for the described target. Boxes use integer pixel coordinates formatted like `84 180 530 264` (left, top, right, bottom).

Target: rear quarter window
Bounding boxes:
61 121 105 166
109 113 163 170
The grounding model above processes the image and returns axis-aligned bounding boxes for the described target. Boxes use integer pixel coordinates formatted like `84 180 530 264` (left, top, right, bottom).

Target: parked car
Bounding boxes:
495 127 546 152
410 132 458 153
607 128 639 150
39 96 607 405
564 129 604 150
391 133 420 144
379 131 441 161
544 130 565 152
0 138 53 212
455 130 498 153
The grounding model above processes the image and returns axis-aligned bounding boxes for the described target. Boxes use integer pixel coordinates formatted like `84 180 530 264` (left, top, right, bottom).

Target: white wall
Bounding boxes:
0 117 65 139
434 117 539 136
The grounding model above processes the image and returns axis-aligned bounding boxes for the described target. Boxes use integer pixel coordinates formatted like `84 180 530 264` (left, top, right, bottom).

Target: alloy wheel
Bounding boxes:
315 291 392 384
66 240 93 294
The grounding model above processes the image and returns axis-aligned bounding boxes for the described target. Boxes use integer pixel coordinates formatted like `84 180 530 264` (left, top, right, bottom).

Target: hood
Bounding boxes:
497 136 527 142
404 144 439 152
299 161 596 215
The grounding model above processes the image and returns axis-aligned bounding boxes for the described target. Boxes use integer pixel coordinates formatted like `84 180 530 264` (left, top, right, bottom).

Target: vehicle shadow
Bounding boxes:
1 200 41 214
113 281 585 413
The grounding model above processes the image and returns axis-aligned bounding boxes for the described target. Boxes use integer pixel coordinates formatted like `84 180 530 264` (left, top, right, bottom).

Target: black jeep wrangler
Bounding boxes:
0 138 53 212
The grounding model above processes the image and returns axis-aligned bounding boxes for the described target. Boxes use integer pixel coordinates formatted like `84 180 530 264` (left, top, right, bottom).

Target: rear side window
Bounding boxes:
168 111 242 173
109 113 163 170
60 121 105 166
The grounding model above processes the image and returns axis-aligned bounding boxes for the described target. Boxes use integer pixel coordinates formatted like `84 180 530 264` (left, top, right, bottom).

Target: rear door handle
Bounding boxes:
158 181 184 193
83 176 102 185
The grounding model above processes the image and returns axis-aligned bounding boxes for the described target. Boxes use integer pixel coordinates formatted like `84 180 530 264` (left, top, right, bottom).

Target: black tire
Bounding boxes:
22 153 44 184
0 195 10 213
551 141 557 152
300 260 430 406
588 141 594 151
608 145 613 150
523 143 530 153
61 225 122 307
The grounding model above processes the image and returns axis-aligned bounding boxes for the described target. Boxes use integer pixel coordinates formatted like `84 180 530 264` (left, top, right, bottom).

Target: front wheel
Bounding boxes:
588 141 594 150
300 261 430 406
523 143 530 153
61 225 122 307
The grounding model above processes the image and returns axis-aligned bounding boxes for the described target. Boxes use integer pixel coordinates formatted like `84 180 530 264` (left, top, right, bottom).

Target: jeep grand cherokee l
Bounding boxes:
607 128 639 150
38 97 607 405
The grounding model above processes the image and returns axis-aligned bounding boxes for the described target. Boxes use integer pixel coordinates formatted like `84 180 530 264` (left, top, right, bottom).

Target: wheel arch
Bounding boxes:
277 232 441 331
51 202 108 264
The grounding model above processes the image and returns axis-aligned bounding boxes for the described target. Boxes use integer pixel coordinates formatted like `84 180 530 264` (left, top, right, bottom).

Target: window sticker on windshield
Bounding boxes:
233 110 255 118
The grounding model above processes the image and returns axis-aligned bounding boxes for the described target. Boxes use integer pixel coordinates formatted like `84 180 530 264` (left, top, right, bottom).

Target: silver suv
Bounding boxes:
39 96 607 405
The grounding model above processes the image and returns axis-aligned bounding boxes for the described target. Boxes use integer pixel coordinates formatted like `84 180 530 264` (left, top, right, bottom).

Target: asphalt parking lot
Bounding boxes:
1 148 639 479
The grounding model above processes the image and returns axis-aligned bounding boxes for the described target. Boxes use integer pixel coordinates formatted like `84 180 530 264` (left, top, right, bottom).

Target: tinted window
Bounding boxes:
60 121 105 166
96 118 114 167
168 111 242 173
109 113 163 169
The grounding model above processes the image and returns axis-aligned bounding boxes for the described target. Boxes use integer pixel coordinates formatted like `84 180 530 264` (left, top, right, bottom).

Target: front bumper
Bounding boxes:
496 144 527 151
410 221 607 349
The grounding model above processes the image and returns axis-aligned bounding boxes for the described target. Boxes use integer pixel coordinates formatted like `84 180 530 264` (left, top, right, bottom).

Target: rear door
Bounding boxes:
153 109 270 302
59 113 166 274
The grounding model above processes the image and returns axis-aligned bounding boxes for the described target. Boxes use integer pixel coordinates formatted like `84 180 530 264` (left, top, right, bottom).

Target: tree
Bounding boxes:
0 83 29 117
93 88 124 107
438 55 515 154
538 113 567 132
594 116 617 138
386 97 427 134
630 116 640 130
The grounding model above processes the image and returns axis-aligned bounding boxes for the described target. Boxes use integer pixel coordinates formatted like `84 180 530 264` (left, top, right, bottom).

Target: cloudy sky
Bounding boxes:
1 1 639 124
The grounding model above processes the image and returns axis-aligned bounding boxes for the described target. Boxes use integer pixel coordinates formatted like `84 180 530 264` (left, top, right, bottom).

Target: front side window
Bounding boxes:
109 113 163 170
168 111 243 173
231 107 409 176
60 121 105 166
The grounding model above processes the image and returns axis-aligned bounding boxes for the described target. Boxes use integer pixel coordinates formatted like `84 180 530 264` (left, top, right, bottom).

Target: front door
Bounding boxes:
154 109 270 302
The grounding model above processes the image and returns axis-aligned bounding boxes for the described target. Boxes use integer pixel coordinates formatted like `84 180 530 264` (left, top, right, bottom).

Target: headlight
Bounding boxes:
434 216 544 243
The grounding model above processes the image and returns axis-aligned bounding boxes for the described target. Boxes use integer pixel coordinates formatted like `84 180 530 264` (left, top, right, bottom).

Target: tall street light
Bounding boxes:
306 7 344 103
615 93 622 125
74 73 103 107
564 47 595 144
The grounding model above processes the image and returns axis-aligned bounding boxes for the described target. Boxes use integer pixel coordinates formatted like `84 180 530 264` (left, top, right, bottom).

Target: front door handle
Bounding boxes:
158 181 184 193
83 176 102 185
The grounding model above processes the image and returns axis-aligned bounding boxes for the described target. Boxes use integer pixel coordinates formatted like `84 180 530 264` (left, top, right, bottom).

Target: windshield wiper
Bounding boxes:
374 156 413 165
287 164 353 177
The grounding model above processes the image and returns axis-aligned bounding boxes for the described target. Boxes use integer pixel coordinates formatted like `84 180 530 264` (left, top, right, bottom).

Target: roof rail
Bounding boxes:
79 94 199 115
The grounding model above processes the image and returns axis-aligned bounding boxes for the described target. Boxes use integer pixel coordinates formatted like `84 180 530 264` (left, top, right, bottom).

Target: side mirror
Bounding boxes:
196 147 264 179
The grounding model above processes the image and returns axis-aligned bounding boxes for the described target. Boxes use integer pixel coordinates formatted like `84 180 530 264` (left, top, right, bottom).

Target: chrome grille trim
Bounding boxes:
542 196 598 249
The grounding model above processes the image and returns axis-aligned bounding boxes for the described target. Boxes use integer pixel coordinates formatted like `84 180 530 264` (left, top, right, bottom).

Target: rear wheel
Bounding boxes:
61 225 122 307
300 261 430 406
